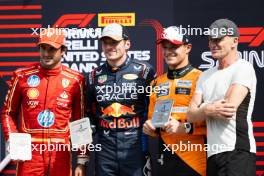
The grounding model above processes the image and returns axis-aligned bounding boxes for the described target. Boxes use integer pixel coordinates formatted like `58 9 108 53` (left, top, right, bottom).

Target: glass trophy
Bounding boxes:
152 99 174 127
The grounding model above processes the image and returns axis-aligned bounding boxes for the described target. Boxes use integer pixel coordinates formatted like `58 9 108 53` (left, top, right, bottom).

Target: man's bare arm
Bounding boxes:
187 93 206 122
187 92 237 122
224 83 249 109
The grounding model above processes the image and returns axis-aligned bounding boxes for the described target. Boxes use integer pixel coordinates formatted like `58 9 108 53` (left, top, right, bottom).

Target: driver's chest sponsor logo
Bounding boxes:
26 88 40 108
27 75 40 87
27 88 39 99
175 80 192 95
99 103 139 129
37 110 55 127
57 91 70 102
123 74 138 80
101 103 136 117
100 117 140 129
27 100 39 109
62 78 70 88
56 91 70 107
60 91 69 99
98 75 107 84
95 83 140 102
156 82 170 98
176 80 192 87
175 87 191 95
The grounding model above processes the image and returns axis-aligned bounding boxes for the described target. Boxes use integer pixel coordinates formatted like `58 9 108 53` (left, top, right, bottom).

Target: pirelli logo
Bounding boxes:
98 13 135 27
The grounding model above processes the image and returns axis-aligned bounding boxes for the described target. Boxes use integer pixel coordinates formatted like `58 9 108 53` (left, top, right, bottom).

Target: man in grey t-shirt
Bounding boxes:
187 19 256 176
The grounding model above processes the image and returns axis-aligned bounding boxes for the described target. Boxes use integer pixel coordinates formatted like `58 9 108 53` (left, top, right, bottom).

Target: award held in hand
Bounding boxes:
70 118 93 148
10 133 32 160
152 99 174 127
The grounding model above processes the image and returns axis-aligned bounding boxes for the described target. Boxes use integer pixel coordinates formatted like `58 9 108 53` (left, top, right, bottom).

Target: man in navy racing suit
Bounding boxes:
86 23 156 176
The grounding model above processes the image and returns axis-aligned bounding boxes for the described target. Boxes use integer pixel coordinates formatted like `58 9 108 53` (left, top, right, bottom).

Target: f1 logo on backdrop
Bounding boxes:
53 14 96 27
239 27 264 47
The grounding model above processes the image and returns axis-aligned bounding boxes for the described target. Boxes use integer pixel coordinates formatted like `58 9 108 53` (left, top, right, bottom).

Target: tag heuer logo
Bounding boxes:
62 78 70 88
98 75 107 84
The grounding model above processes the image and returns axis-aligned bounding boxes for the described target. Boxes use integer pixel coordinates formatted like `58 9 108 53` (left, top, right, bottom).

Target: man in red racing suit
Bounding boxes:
1 28 87 176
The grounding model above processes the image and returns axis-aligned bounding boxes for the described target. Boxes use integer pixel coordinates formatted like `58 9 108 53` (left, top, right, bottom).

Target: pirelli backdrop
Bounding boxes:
0 0 263 175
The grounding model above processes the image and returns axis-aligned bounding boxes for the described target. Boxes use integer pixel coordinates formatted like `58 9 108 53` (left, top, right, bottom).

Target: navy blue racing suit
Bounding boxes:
86 57 156 176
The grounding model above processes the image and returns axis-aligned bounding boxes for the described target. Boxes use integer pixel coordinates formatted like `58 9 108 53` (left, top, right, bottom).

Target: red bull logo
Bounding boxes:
101 102 136 117
100 117 140 129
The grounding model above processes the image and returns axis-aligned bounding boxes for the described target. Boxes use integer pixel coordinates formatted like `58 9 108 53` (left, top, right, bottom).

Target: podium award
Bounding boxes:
152 99 174 127
70 118 93 148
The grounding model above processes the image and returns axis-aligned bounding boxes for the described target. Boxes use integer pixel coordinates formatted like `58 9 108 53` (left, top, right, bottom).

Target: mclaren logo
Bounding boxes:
98 13 135 27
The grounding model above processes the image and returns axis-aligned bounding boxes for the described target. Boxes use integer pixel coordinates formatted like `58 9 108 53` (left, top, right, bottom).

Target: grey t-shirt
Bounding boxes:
196 59 256 157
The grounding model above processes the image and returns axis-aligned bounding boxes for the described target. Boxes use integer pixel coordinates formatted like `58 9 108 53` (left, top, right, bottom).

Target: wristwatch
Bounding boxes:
184 122 192 134
77 155 90 166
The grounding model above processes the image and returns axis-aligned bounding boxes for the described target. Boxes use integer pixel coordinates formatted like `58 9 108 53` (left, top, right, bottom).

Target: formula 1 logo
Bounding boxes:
239 27 264 47
53 14 96 27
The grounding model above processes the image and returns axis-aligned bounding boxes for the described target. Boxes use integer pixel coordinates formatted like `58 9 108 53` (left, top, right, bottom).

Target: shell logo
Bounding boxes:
27 88 39 99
